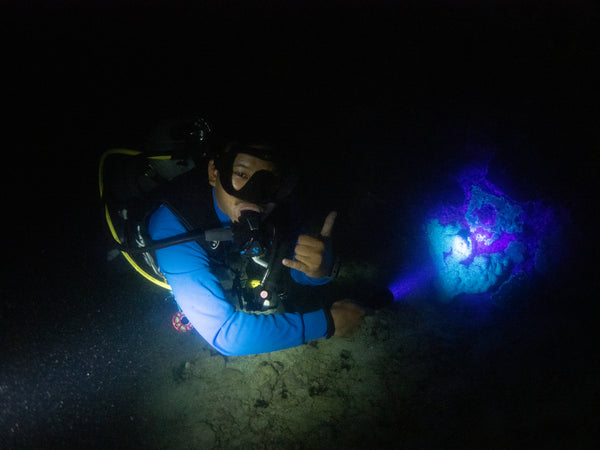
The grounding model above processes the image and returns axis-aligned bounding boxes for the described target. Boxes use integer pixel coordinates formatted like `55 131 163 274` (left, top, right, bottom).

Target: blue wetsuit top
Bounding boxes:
148 189 332 356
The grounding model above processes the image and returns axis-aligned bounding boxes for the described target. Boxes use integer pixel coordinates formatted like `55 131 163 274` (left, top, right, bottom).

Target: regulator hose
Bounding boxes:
115 227 235 254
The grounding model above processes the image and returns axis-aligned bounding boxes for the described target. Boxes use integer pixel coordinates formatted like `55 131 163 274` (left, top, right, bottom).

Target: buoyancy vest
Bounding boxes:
152 168 228 258
149 167 298 313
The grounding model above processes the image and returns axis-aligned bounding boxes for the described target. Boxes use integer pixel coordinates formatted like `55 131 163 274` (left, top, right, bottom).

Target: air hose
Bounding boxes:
115 227 234 254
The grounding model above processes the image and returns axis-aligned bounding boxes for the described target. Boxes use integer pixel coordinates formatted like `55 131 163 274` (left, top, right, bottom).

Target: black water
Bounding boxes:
3 2 599 448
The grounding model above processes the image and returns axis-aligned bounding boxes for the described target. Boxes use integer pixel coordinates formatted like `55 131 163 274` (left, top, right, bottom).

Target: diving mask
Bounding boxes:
215 142 296 205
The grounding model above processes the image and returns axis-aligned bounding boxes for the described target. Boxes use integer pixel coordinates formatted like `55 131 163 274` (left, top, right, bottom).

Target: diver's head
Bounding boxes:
208 140 296 223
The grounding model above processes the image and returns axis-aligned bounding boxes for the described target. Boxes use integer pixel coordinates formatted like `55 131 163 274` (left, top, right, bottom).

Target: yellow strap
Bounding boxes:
100 149 172 290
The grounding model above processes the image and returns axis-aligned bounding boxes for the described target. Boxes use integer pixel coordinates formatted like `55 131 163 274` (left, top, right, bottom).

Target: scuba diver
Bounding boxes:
99 117 365 356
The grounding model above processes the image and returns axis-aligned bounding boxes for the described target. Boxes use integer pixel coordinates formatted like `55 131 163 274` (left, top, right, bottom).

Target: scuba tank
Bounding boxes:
99 116 293 313
99 116 213 290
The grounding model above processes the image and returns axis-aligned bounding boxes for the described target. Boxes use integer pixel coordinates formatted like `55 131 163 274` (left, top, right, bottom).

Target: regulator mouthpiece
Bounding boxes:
232 210 267 257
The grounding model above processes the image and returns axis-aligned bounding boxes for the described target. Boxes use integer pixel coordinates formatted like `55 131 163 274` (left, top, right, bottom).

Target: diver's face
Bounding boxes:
208 152 276 222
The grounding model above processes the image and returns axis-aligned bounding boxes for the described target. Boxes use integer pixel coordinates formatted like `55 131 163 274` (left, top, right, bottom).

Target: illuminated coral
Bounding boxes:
425 165 567 301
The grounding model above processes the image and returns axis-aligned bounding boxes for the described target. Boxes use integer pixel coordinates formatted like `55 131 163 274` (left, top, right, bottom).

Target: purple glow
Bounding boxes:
472 203 497 227
474 230 515 255
389 265 435 300
418 164 570 301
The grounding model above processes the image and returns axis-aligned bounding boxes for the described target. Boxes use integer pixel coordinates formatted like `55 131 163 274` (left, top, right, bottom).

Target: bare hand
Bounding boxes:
330 300 366 337
282 211 337 278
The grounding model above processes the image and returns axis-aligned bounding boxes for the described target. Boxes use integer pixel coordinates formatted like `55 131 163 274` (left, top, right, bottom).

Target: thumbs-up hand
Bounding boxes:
282 211 337 279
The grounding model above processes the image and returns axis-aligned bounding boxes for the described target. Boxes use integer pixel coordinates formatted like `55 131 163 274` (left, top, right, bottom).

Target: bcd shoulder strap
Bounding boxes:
152 167 221 233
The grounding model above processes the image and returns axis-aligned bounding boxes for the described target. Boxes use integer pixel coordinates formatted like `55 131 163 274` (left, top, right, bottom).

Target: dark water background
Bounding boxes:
2 1 599 448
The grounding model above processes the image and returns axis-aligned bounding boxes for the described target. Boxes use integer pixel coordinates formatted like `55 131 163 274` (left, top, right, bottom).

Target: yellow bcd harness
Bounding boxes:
99 148 174 290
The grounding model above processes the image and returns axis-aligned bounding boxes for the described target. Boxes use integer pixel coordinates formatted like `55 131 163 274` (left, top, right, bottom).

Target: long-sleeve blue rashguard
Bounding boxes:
148 194 332 356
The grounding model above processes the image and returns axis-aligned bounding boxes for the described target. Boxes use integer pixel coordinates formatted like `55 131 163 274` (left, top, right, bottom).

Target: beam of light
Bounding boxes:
388 264 436 301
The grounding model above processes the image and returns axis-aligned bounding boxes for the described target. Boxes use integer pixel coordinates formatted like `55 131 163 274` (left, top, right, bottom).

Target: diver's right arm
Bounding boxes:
148 205 332 356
